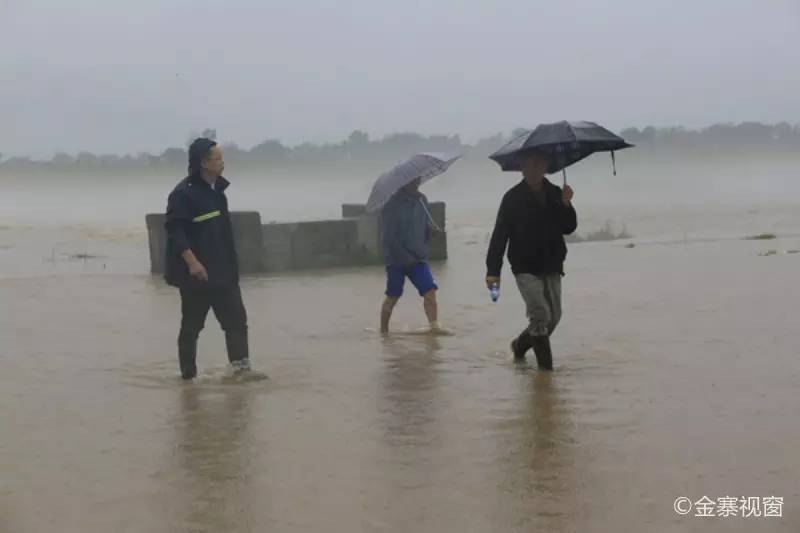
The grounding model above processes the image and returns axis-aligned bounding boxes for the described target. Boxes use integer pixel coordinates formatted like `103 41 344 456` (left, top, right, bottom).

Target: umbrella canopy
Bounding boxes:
489 121 633 174
366 152 461 212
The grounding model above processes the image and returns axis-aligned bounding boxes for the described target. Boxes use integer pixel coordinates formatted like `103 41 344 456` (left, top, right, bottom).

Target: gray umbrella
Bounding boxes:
366 152 461 213
489 121 633 183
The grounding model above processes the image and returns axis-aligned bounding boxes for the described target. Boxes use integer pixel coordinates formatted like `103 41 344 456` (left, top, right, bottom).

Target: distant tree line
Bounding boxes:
2 122 799 176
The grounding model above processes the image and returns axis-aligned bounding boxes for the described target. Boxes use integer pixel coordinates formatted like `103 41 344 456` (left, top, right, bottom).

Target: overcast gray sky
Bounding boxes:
2 0 799 157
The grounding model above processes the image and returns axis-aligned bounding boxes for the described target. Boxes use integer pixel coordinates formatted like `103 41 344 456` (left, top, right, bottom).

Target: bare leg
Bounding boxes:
423 289 439 330
380 296 399 334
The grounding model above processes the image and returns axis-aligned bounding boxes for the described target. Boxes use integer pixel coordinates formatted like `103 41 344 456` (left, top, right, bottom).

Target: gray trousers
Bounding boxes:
515 273 562 337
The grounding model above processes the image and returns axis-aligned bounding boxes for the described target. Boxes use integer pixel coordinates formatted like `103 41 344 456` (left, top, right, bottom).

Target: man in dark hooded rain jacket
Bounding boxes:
164 138 251 380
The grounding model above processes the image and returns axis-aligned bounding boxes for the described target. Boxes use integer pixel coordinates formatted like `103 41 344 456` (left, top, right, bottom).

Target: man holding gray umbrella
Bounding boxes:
366 153 460 334
379 177 441 334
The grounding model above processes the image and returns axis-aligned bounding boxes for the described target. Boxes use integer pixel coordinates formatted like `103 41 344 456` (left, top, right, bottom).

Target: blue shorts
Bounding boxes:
385 262 438 298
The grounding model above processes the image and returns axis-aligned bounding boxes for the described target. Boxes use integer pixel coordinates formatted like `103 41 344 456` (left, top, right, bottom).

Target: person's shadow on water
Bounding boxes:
361 334 446 522
170 385 256 532
496 370 578 532
377 334 444 448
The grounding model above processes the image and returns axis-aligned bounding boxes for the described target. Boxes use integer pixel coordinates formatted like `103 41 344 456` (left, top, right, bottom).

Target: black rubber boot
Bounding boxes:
178 336 198 380
510 330 533 360
531 336 554 371
225 327 249 365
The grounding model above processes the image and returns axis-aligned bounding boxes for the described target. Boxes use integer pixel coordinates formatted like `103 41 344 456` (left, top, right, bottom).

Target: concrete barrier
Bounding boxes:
261 222 295 272
145 213 168 273
425 202 447 261
231 212 267 274
145 211 265 274
146 202 447 274
290 219 365 269
353 215 381 261
341 204 369 218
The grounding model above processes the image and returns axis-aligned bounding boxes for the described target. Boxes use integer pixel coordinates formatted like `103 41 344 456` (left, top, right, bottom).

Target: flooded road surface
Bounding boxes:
2 199 800 532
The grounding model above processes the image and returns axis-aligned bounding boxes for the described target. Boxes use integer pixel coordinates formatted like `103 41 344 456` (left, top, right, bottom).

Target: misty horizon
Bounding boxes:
3 0 799 158
2 120 800 165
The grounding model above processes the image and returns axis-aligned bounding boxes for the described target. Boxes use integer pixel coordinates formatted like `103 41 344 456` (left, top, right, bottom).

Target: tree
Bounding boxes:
620 127 641 142
160 147 186 167
3 156 32 170
52 153 75 167
76 152 98 169
347 130 369 145
251 139 287 161
98 154 121 166
4 122 800 176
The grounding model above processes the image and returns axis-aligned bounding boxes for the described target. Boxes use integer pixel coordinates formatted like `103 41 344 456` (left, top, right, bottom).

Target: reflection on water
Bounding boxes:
171 386 255 532
378 335 444 450
500 370 575 531
3 193 800 531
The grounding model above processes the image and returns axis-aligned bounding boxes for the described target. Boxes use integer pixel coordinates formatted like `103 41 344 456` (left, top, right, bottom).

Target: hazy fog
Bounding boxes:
3 0 799 157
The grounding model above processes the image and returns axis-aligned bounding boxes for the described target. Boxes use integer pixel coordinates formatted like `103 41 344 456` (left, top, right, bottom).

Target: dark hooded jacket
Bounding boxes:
164 174 239 288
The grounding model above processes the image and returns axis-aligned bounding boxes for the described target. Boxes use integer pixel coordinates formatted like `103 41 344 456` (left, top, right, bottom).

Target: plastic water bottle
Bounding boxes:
489 283 500 302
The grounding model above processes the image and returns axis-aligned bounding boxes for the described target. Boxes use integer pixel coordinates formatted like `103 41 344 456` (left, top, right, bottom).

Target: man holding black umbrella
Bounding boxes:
485 150 577 370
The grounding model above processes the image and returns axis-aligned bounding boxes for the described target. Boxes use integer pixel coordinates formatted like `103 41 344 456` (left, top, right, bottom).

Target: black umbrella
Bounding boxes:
489 121 633 184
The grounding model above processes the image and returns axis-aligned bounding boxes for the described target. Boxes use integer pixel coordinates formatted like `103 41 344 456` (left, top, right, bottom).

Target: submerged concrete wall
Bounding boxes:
262 219 375 270
145 212 265 274
146 202 447 274
145 214 168 274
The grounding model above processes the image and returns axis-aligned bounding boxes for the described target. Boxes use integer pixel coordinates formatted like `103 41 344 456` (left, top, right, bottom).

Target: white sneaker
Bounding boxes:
231 359 251 373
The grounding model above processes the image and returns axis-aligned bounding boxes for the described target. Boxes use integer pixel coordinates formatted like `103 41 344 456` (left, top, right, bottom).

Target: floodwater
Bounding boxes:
2 172 800 532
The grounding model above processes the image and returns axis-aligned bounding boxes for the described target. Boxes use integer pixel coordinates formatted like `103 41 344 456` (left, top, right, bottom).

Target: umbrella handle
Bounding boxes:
419 198 444 233
562 169 567 187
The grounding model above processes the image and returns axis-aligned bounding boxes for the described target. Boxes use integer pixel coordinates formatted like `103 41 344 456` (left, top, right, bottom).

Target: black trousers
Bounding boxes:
178 283 248 378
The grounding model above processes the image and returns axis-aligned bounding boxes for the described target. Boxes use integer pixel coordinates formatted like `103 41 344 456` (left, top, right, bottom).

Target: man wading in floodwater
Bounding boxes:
485 150 576 370
164 138 252 380
379 177 442 334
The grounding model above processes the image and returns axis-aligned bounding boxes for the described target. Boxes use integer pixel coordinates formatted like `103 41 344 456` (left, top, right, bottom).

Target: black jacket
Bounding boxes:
486 179 577 277
164 175 239 288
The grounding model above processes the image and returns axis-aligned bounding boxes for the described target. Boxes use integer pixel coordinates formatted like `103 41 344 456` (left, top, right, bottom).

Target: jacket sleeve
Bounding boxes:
381 203 416 267
551 184 577 235
486 195 511 277
561 203 577 235
165 189 192 255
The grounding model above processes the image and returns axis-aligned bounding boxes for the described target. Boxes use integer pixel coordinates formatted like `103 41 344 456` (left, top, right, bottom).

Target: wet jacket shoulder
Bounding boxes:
486 179 577 277
164 175 239 288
